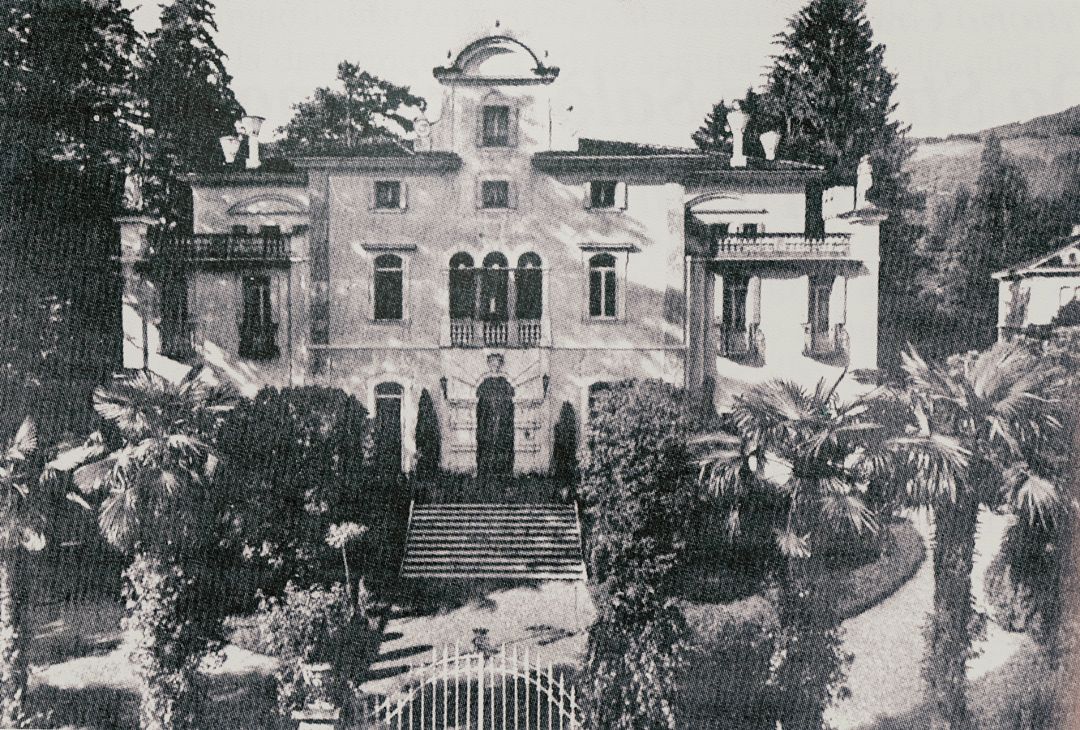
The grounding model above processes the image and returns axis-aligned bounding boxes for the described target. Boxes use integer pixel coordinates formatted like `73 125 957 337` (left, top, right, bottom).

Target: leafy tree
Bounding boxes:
135 0 244 228
876 343 1066 729
276 62 425 154
579 380 697 594
62 371 236 730
0 418 43 726
0 0 138 388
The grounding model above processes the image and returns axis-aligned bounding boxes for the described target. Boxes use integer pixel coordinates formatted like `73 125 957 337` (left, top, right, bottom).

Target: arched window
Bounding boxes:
481 252 509 321
373 254 403 321
515 252 543 320
588 253 617 319
449 252 476 319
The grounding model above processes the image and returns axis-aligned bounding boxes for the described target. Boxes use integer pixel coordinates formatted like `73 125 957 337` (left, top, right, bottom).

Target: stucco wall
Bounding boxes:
999 275 1080 328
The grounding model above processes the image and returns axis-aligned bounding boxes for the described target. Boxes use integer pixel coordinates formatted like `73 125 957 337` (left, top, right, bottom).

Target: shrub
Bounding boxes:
1050 299 1080 328
583 590 691 730
580 379 697 593
682 596 778 728
215 387 374 601
243 581 358 715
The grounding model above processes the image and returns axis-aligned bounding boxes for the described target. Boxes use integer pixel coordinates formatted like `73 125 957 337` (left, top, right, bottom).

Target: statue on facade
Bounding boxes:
856 155 873 208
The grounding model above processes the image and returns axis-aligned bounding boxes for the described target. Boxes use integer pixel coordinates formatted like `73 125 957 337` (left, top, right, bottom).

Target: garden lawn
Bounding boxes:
361 580 597 700
26 598 282 729
826 508 1038 730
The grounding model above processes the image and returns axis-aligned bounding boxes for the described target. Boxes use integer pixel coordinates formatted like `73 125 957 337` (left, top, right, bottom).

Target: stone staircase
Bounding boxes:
400 503 587 580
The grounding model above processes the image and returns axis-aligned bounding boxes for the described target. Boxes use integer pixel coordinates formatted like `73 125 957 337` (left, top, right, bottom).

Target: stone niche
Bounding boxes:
439 347 549 474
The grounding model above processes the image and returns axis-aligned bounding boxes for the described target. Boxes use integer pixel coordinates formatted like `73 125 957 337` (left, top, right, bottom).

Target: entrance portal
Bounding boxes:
476 377 515 475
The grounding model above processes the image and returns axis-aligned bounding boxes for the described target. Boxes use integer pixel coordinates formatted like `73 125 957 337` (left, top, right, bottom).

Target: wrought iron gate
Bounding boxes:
365 645 583 730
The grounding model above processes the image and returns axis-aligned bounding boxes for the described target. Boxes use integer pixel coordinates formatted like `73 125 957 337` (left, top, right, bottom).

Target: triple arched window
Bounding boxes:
448 252 543 322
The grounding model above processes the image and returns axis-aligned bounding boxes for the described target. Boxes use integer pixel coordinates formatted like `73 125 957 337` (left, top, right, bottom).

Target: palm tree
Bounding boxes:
0 418 43 726
874 343 1066 730
60 369 234 730
693 376 884 727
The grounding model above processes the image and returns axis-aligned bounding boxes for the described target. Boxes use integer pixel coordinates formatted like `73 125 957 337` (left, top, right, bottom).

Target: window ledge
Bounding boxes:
584 316 623 324
371 318 411 326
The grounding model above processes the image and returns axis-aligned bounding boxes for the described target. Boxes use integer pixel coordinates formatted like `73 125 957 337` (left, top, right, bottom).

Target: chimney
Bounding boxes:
727 106 747 168
759 131 779 161
219 135 241 165
242 115 265 170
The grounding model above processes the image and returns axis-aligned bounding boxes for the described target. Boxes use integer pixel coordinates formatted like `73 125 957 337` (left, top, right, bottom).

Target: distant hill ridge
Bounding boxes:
907 104 1080 201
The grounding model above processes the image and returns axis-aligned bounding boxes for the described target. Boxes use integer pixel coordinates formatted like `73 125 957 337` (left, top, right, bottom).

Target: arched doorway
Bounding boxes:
476 377 515 475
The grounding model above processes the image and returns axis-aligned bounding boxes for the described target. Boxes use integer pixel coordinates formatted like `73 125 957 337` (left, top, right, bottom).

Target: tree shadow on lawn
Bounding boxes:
29 663 283 730
29 599 124 666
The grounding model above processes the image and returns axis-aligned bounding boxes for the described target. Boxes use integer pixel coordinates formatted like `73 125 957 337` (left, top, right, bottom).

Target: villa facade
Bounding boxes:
118 31 885 475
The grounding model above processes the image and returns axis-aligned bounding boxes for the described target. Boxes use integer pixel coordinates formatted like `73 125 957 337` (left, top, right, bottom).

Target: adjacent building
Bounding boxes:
118 31 884 475
994 227 1080 338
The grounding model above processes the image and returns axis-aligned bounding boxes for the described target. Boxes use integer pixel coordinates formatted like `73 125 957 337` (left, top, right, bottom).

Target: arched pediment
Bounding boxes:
685 193 744 211
455 35 541 76
227 194 309 216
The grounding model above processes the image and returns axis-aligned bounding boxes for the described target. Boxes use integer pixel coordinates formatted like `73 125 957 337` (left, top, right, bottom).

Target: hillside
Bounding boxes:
906 105 1080 201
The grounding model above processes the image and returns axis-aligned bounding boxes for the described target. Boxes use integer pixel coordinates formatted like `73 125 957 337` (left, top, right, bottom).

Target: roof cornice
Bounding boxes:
292 152 463 173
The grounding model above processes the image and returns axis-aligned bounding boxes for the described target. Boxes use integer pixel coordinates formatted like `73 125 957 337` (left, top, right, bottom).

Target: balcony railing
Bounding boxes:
713 233 852 260
716 323 764 362
149 232 291 263
239 322 279 360
449 319 544 348
803 322 849 359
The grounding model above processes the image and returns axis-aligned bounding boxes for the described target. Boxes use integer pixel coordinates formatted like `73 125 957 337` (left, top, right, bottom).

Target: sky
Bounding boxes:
123 0 1080 147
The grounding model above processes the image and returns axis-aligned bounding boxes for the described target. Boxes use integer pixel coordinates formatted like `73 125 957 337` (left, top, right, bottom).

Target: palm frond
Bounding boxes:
775 527 811 559
6 417 37 461
1014 473 1064 531
819 487 879 536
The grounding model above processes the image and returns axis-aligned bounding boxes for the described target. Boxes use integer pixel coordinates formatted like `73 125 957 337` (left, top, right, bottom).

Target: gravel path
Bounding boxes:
827 508 1037 729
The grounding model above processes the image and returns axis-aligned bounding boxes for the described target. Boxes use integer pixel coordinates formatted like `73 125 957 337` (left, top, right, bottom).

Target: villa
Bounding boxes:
994 226 1080 338
117 30 885 477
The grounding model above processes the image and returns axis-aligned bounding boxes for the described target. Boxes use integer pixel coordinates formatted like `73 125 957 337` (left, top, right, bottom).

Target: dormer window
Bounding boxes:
482 105 511 146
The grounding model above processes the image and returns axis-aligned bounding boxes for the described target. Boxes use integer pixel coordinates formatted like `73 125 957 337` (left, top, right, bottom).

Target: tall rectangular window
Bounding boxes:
240 275 277 359
481 181 510 209
722 274 748 330
588 253 618 318
482 105 511 146
373 254 404 320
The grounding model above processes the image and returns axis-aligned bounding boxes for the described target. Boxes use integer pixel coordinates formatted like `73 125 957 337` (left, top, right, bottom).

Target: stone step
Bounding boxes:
401 502 586 581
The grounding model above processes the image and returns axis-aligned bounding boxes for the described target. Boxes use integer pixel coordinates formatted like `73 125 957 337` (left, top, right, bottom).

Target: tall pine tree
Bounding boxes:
755 0 900 185
136 0 244 229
